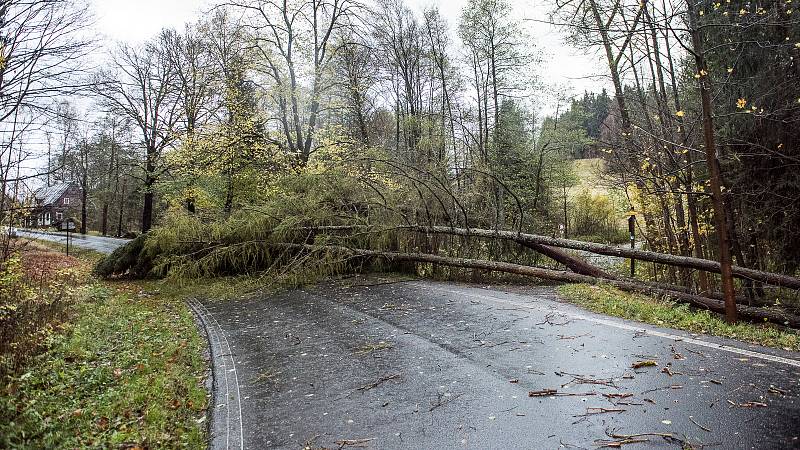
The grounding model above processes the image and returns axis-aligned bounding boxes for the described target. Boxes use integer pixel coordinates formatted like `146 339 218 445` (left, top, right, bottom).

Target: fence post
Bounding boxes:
628 208 636 277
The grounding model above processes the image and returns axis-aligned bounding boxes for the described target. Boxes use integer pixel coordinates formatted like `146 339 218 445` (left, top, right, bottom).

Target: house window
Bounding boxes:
56 212 63 221
45 212 51 225
63 197 70 205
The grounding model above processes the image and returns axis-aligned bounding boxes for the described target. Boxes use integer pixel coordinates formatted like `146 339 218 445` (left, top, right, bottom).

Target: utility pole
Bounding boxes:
686 0 738 322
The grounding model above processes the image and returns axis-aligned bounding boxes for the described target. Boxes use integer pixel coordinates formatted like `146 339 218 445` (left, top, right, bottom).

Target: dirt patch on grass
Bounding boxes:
19 250 84 279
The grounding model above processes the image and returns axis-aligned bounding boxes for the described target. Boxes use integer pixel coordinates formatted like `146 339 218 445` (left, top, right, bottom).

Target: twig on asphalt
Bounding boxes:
661 366 683 376
354 341 394 355
596 437 649 447
557 333 591 340
335 438 374 449
562 375 618 389
428 392 464 412
689 416 712 432
529 388 598 397
602 393 633 399
641 384 683 394
684 347 706 358
732 401 768 408
604 432 695 449
356 373 401 391
536 312 573 326
768 385 786 395
574 407 626 417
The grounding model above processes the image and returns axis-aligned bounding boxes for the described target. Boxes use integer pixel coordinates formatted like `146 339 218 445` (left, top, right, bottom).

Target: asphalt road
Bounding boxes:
17 229 129 254
190 277 800 450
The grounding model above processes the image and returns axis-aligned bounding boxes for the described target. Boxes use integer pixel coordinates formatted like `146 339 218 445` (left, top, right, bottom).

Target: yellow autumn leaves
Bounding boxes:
675 97 750 114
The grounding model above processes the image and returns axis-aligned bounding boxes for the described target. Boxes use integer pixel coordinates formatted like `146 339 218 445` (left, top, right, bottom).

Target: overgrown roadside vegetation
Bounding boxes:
0 239 208 449
559 283 800 351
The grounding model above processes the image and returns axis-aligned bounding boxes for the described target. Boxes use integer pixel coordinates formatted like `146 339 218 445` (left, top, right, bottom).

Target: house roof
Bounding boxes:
33 182 73 205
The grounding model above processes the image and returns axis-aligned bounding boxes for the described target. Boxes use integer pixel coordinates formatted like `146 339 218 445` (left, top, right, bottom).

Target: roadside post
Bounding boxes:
61 218 76 256
627 208 636 277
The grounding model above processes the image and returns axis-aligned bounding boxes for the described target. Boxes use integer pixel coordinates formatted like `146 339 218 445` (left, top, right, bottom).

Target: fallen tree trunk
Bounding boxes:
402 226 800 290
275 243 800 328
300 224 615 279
517 241 615 279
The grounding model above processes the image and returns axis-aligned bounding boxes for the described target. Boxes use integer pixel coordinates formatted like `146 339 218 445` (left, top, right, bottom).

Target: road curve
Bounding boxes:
193 277 800 449
17 229 130 254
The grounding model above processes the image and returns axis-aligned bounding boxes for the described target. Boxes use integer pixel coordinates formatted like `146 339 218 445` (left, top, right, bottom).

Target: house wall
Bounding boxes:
27 185 83 228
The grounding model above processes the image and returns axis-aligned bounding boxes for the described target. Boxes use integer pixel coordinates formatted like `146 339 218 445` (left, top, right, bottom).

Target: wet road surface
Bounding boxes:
191 277 800 449
17 229 129 254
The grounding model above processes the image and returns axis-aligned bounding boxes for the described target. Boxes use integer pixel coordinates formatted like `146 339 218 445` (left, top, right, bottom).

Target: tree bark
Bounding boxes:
686 1 737 322
517 241 615 279
80 170 88 235
402 225 800 290
117 179 126 237
142 147 156 233
142 189 154 233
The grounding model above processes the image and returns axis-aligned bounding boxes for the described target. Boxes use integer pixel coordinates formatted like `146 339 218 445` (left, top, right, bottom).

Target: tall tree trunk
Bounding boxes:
80 150 88 235
142 188 154 233
662 21 709 293
101 203 109 236
687 1 737 322
117 179 126 237
224 168 234 214
474 53 484 160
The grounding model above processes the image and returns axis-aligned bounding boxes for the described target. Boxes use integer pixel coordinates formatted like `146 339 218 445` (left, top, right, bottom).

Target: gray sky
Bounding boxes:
90 0 608 99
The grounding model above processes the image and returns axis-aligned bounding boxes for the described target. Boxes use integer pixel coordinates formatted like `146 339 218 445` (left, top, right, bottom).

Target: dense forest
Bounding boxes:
1 0 799 318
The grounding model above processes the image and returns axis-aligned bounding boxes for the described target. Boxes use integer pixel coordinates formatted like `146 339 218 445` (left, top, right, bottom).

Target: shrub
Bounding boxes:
570 189 627 243
0 254 84 377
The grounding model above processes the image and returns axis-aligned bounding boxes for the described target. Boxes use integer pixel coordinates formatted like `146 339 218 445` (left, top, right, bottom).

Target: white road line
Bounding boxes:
411 282 800 369
189 300 245 450
189 300 231 449
204 305 245 450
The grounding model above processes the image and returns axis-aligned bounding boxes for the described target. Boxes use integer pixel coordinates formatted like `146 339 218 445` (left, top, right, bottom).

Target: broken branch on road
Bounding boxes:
574 407 626 417
689 416 712 432
335 438 374 449
528 388 598 397
356 373 401 391
428 392 464 412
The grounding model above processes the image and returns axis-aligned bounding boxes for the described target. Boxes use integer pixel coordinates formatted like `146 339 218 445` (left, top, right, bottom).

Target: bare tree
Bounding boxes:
0 0 92 236
226 0 361 165
93 33 181 232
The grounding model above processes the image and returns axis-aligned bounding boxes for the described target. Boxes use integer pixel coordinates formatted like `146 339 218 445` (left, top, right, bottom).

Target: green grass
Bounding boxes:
0 281 208 448
559 283 800 351
570 158 606 196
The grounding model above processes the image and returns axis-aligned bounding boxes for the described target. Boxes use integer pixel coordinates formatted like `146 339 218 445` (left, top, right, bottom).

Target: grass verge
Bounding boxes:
558 283 800 351
1 241 208 449
23 236 107 262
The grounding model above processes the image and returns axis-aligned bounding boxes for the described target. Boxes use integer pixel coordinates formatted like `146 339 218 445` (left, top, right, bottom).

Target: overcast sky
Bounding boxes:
90 0 608 99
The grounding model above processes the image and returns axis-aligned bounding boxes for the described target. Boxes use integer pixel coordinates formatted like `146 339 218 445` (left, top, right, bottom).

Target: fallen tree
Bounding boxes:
301 224 615 279
93 220 799 326
274 243 800 328
399 225 800 290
